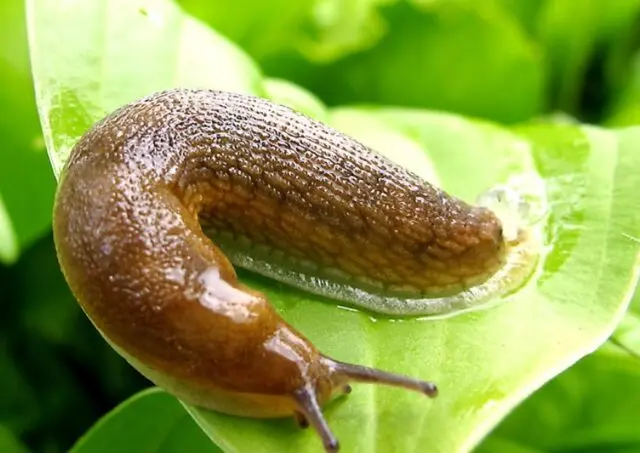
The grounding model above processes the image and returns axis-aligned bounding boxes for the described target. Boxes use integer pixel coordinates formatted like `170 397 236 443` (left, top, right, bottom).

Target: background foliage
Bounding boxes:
1 0 640 452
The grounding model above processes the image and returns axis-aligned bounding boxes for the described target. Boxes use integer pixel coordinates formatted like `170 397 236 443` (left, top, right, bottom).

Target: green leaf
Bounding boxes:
490 0 544 36
177 0 313 61
28 1 640 453
27 0 264 176
71 388 221 453
263 78 329 122
477 346 640 452
0 194 18 264
309 1 545 123
609 104 640 127
612 282 640 358
294 0 392 62
178 0 390 64
607 54 640 127
535 0 640 116
0 0 56 263
0 425 28 453
0 338 39 437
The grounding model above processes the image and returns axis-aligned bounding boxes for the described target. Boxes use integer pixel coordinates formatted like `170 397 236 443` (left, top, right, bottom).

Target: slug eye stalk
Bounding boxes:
293 357 438 452
328 359 439 397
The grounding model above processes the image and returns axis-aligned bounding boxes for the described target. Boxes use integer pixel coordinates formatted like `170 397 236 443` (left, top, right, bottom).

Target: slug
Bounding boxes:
53 89 509 452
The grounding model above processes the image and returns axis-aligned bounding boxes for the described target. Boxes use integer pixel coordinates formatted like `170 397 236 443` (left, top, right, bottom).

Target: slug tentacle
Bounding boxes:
294 386 340 453
325 358 439 397
53 88 520 452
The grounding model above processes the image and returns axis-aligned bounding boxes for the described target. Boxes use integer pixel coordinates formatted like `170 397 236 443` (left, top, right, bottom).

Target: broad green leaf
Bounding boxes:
0 337 39 436
477 346 640 452
0 326 99 453
295 0 392 62
609 104 640 127
490 0 544 35
177 0 312 61
612 283 640 357
0 425 28 453
71 388 220 453
613 310 640 358
536 0 640 116
309 1 545 123
0 194 18 263
12 235 82 347
27 0 264 176
0 0 55 263
607 54 640 127
28 1 640 453
263 78 329 122
178 0 390 63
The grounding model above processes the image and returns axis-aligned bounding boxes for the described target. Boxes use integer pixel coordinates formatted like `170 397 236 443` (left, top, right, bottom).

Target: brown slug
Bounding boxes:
53 89 508 452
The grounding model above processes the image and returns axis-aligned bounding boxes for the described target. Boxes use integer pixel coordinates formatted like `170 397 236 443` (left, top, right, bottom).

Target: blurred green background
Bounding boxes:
1 0 640 452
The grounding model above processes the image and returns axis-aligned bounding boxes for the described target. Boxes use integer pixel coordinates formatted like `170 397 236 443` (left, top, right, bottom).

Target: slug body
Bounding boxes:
53 89 507 451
